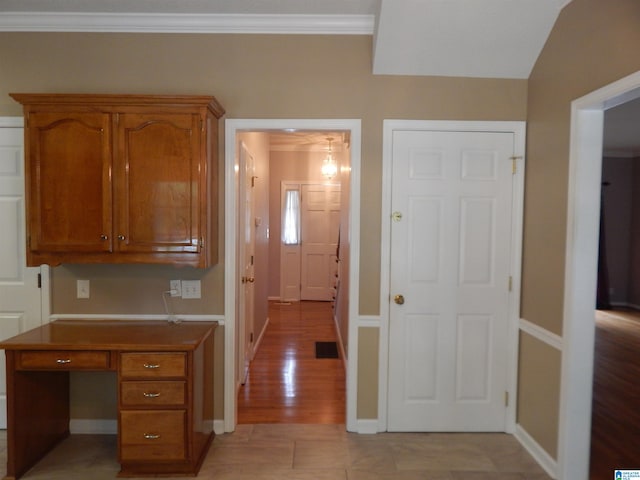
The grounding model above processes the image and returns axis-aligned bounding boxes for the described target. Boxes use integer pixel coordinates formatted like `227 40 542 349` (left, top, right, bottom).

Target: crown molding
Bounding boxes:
0 12 375 34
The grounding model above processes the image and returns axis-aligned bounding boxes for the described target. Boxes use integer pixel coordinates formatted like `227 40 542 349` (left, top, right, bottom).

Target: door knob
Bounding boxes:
394 294 405 305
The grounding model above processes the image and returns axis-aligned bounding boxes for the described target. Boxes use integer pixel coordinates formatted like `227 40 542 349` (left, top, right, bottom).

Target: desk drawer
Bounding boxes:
18 350 110 370
120 353 186 378
120 410 186 461
121 381 186 407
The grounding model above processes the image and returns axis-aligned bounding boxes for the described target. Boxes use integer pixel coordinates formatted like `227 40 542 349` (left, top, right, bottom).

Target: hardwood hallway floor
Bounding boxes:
238 301 346 424
590 309 640 478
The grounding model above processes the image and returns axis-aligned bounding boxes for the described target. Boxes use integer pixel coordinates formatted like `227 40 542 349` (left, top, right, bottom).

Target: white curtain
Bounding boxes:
282 189 300 245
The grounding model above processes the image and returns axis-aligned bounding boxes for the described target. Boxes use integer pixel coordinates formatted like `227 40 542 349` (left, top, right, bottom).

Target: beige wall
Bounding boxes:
0 33 526 422
519 0 640 460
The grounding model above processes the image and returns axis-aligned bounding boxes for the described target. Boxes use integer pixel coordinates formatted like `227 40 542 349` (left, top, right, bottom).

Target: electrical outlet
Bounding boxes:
170 280 182 297
182 280 201 299
77 279 90 299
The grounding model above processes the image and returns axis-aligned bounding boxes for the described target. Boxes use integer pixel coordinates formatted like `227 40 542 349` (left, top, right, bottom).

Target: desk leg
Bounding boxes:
4 352 70 480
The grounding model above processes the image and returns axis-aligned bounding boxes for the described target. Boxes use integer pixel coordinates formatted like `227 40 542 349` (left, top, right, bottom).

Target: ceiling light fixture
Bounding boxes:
321 137 338 179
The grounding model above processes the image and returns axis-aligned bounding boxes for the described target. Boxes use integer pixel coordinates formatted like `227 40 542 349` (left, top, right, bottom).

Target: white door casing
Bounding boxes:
224 119 361 433
383 121 525 433
0 118 49 427
238 142 256 385
300 183 341 301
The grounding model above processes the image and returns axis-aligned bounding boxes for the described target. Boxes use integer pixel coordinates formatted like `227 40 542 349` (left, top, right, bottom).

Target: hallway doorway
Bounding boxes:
223 119 361 432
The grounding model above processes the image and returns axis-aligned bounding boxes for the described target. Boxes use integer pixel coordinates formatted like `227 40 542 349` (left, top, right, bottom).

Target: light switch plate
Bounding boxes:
77 279 90 299
170 280 182 297
181 280 201 299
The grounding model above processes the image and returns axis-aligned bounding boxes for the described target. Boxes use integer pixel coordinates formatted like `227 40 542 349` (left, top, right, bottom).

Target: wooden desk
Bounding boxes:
0 320 216 480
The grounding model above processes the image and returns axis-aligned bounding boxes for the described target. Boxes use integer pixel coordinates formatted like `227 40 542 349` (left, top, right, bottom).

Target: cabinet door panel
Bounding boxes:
116 113 202 254
28 112 112 254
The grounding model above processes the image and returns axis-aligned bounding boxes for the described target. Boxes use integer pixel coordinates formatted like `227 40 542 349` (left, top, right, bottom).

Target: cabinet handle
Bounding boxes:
117 235 126 241
100 234 108 241
143 433 160 440
143 363 160 369
143 392 161 398
56 359 71 364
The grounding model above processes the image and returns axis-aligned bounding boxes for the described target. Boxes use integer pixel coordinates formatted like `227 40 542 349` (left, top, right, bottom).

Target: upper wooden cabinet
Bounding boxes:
10 94 225 267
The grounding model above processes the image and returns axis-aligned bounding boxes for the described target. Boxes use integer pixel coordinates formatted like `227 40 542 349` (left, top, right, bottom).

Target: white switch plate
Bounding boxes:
77 279 90 299
181 280 201 299
170 280 182 297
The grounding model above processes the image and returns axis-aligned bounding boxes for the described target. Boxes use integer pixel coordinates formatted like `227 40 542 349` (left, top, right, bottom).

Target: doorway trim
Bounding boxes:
559 70 640 480
224 119 361 432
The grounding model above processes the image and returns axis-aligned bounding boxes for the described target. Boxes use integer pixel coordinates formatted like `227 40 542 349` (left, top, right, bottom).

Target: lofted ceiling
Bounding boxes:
0 0 572 79
2 0 638 155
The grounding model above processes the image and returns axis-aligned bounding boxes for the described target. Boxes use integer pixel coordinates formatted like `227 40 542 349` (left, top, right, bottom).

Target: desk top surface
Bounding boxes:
0 320 217 351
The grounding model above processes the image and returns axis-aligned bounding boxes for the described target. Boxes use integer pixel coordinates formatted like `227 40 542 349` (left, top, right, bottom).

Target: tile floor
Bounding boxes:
0 424 552 479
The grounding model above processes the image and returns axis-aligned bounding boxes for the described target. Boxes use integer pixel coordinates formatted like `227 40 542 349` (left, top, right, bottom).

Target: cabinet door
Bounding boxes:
115 113 202 255
27 112 112 256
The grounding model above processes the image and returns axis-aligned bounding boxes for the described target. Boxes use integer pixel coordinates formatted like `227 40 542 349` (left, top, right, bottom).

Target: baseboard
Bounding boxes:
515 424 558 479
608 301 640 311
252 317 270 360
356 419 379 434
69 419 117 435
332 313 348 373
214 419 226 435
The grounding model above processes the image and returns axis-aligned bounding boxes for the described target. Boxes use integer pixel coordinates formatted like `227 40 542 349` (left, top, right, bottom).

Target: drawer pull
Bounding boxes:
143 433 160 440
143 363 160 369
56 359 72 364
143 392 161 398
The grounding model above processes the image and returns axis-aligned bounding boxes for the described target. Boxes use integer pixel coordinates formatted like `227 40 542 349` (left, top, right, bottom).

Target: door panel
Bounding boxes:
300 184 340 301
0 121 44 427
388 130 514 431
27 112 112 254
116 113 201 253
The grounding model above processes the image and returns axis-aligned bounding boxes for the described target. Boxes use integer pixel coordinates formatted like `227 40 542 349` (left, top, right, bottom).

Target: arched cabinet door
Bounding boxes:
26 111 113 259
11 93 225 267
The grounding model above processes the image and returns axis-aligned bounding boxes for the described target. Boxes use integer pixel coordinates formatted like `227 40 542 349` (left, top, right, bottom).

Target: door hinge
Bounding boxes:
200 237 204 249
250 332 254 343
510 155 523 174
250 255 254 266
504 391 509 407
508 276 513 292
37 273 42 289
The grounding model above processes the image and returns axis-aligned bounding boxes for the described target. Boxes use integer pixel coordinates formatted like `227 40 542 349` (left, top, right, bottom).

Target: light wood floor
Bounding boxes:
237 301 346 424
590 309 640 478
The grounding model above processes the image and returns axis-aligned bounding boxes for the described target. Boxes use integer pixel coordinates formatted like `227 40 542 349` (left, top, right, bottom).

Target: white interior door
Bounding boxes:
0 119 46 427
300 183 340 301
280 184 301 302
387 129 516 431
238 142 255 385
